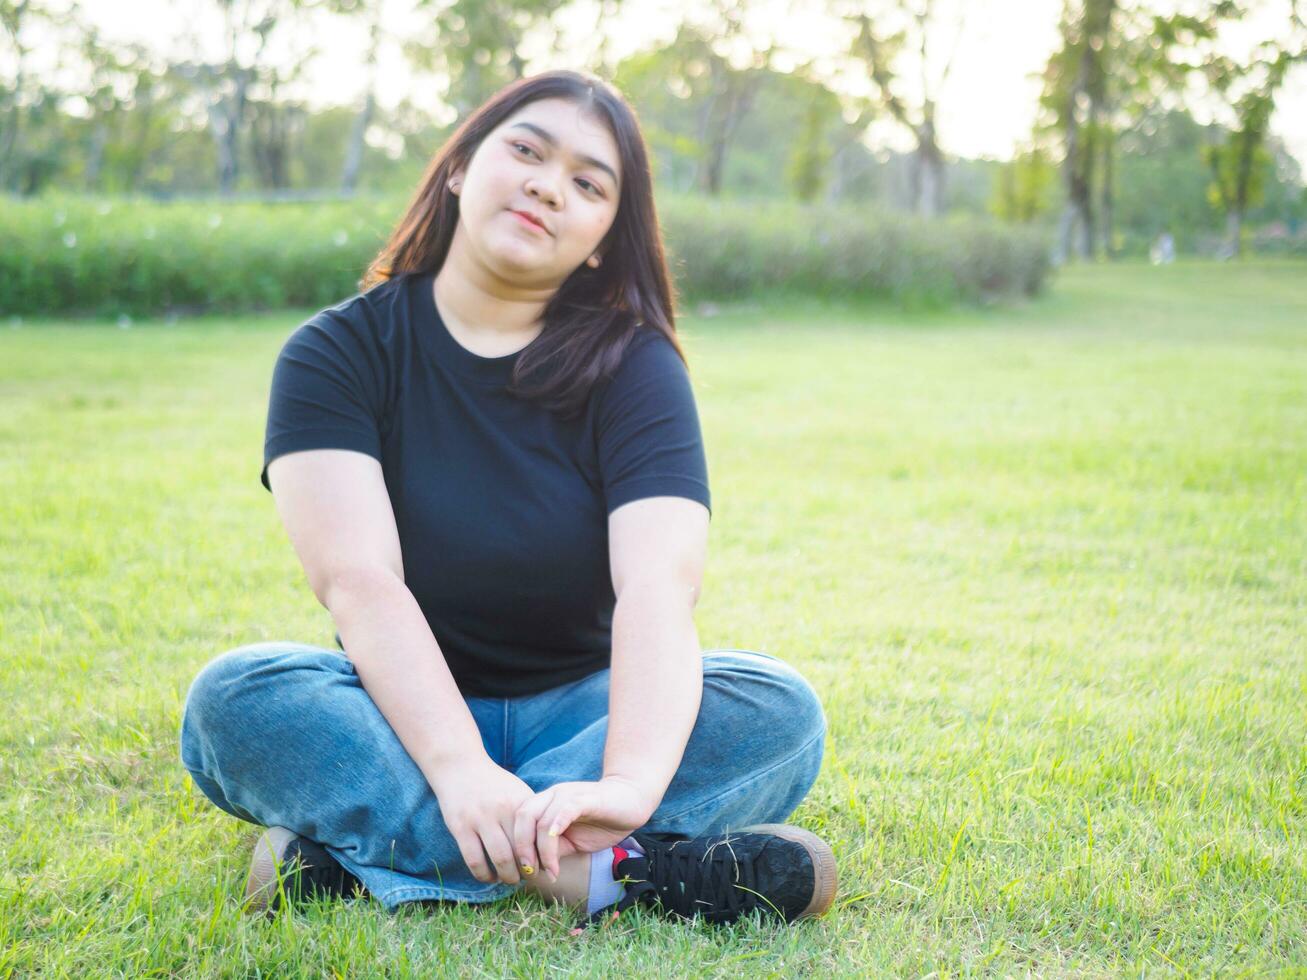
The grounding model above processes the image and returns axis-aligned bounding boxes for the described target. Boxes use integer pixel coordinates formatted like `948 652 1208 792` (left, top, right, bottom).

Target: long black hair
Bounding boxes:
363 69 685 419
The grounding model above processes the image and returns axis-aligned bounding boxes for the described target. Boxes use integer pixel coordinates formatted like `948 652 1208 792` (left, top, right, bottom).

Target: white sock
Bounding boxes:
584 836 645 916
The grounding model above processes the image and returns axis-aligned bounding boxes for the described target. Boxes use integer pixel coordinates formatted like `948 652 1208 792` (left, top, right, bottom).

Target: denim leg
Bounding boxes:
511 649 827 837
178 641 515 909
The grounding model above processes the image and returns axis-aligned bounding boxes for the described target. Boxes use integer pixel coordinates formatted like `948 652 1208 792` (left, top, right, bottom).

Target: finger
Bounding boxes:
514 791 551 878
536 810 559 883
452 827 495 884
536 791 587 879
481 821 521 885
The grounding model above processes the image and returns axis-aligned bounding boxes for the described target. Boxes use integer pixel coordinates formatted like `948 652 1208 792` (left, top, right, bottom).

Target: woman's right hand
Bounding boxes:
426 755 539 885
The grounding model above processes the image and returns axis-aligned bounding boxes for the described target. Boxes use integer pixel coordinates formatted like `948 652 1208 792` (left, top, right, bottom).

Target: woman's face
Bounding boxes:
450 97 623 286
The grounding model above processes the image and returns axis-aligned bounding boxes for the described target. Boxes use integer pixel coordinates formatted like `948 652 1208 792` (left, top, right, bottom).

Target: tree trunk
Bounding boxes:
343 4 383 193
913 123 945 217
827 141 846 202
206 96 243 196
85 120 108 189
692 87 718 194
250 96 298 190
701 125 727 195
1230 129 1257 259
695 65 760 196
1055 205 1071 264
1056 161 1094 263
1056 60 1090 261
1071 79 1096 257
124 85 155 192
1055 199 1092 264
1097 125 1114 258
0 62 24 190
341 91 375 194
1225 207 1243 258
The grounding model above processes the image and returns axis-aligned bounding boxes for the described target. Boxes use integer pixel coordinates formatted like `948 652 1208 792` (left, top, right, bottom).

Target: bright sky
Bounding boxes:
70 0 1307 168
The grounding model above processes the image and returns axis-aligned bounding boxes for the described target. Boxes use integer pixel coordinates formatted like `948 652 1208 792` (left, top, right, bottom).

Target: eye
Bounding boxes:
512 139 603 195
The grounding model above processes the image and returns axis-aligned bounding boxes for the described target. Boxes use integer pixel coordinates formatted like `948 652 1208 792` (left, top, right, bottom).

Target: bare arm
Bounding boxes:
323 568 489 782
602 579 703 816
601 496 710 815
267 450 486 782
266 449 535 884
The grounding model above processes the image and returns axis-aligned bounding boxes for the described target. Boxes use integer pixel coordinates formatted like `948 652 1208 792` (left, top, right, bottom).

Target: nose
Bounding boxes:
526 176 560 209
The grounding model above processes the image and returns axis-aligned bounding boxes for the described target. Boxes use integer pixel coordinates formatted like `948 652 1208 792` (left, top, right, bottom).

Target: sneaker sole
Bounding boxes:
244 825 298 915
739 823 838 920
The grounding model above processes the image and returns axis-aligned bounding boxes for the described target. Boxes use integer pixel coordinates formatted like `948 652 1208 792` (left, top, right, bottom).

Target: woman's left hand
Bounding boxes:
513 776 654 881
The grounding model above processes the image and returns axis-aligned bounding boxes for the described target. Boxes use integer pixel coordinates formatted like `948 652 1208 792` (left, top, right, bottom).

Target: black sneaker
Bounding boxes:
243 826 367 915
574 822 838 931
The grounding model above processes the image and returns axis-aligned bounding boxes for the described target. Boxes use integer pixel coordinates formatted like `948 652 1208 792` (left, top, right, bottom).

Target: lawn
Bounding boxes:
1 260 1304 975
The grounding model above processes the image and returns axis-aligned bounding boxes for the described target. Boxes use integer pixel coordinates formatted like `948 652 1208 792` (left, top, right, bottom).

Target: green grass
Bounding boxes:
2 260 1304 975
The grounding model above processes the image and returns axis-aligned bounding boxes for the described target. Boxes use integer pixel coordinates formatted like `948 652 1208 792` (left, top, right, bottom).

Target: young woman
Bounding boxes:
178 69 836 933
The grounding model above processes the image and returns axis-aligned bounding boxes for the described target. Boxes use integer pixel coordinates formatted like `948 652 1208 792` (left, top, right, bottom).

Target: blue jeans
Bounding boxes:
178 642 828 910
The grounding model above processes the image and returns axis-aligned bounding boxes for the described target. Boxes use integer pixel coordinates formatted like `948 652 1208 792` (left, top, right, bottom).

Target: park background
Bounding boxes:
2 0 1304 974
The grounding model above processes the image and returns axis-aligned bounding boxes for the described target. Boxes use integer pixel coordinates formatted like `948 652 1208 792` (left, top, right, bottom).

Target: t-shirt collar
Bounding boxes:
411 271 524 386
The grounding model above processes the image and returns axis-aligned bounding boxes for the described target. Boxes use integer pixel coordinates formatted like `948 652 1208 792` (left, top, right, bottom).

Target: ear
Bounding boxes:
447 167 466 195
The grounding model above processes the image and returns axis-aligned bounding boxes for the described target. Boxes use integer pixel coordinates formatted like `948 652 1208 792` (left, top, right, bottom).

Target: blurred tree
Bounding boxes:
1037 0 1238 262
990 147 1058 224
713 63 869 201
0 0 77 193
684 0 773 195
776 58 878 204
784 79 839 202
76 32 182 193
298 104 358 188
1041 0 1110 261
1063 103 1304 255
1113 107 1220 250
173 0 355 194
247 81 307 189
1204 135 1272 254
611 47 704 190
1251 132 1307 227
1196 6 1306 255
340 0 383 192
79 26 125 188
405 0 594 122
826 0 969 217
612 14 769 197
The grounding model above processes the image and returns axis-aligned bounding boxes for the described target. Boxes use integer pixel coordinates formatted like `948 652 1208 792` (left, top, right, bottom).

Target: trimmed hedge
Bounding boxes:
0 192 1051 317
663 196 1051 303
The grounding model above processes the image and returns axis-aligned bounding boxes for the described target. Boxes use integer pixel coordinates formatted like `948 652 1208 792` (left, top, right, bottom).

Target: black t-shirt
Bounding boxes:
261 271 711 697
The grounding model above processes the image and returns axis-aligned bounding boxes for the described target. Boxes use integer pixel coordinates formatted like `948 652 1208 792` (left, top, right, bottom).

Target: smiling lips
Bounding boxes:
509 209 550 235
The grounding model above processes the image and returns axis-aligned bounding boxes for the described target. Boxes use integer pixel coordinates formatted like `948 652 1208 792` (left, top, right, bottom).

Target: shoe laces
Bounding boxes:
573 833 760 931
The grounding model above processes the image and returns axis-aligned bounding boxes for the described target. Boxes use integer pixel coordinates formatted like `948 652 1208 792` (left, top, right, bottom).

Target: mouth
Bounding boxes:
508 209 550 235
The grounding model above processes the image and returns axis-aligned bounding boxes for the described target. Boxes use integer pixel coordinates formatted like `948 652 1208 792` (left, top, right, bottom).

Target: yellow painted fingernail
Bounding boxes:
521 864 535 875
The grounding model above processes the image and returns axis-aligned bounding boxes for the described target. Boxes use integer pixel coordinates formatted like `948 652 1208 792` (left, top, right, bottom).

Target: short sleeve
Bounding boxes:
595 333 711 518
260 309 386 491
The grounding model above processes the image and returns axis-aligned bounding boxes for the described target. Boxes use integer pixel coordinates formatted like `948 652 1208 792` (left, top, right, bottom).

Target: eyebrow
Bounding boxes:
508 122 620 189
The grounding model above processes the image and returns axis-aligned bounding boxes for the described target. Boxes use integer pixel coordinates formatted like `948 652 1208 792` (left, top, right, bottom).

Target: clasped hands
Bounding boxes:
513 774 653 883
429 758 655 887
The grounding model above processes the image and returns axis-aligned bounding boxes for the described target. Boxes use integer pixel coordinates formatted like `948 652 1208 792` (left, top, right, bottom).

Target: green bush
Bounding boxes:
0 192 1052 317
661 194 1051 305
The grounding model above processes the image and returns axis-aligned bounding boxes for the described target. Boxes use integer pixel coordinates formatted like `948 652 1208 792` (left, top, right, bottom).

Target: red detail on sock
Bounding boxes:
611 846 629 877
